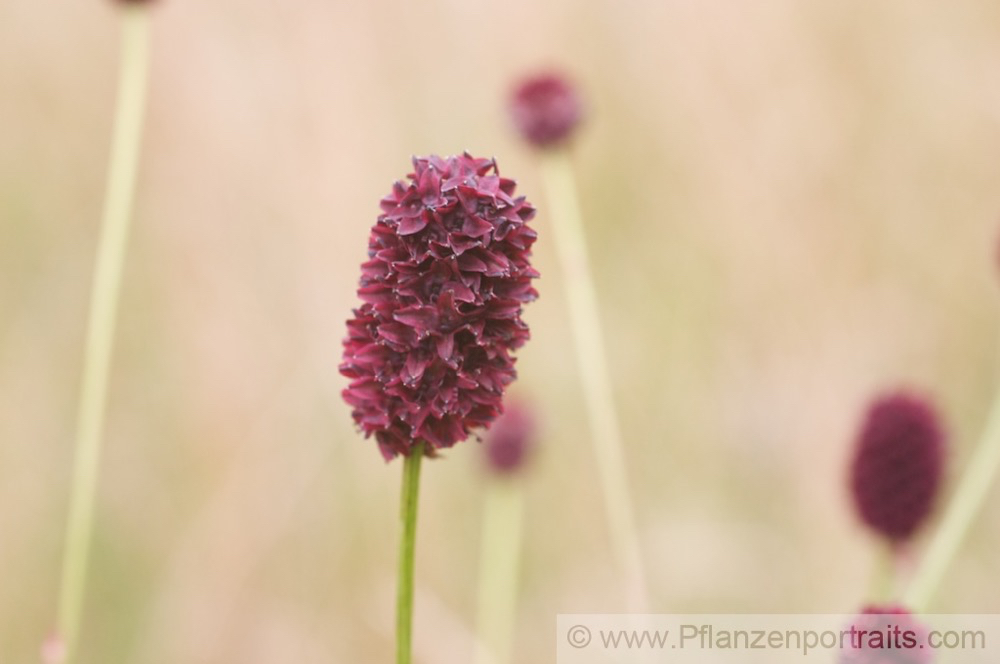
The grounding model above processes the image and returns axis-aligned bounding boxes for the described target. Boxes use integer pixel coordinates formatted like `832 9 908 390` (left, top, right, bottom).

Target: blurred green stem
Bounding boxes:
866 542 895 604
904 379 1000 612
473 481 525 664
538 150 647 610
397 442 424 664
55 6 151 661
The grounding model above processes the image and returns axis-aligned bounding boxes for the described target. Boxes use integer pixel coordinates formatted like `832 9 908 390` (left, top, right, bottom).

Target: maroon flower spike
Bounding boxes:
483 401 536 475
509 73 583 148
341 154 539 461
849 392 946 543
839 605 932 664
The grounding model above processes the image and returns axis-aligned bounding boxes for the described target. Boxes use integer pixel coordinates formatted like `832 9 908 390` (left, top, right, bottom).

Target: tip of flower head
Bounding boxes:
849 391 946 543
483 400 537 475
858 604 914 615
342 154 539 461
839 605 932 664
40 632 66 664
508 72 583 149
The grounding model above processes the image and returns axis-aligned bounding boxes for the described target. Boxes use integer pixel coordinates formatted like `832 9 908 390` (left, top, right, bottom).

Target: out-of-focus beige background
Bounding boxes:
3 1 1000 662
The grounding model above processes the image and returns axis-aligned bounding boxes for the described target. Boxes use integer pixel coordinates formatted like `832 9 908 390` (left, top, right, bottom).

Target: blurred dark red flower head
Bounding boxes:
341 154 539 461
839 605 932 664
849 391 946 543
994 224 1000 279
509 73 583 148
483 400 537 475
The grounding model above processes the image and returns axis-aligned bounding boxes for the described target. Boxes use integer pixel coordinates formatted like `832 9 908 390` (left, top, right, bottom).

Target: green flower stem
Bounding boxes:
866 542 896 604
56 6 151 661
904 382 1000 612
473 480 525 664
396 442 425 664
538 149 647 610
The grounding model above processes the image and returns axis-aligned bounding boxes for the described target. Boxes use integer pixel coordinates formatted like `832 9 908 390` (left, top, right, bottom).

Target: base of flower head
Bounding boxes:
369 413 495 461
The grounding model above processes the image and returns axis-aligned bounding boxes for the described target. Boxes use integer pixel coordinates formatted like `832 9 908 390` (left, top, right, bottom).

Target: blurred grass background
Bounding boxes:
3 0 1000 661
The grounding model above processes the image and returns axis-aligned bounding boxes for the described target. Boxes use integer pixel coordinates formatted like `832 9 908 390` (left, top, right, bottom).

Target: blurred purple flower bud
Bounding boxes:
509 73 583 148
849 392 946 543
839 605 932 664
484 401 537 475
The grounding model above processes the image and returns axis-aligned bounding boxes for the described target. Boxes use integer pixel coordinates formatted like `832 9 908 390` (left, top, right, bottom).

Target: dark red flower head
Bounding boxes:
341 154 539 461
483 400 537 475
849 392 946 543
509 73 583 149
839 605 932 664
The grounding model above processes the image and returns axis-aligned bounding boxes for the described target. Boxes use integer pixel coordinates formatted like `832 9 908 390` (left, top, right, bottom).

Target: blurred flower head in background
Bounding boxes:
839 605 932 664
482 399 537 475
508 72 583 149
341 154 539 461
849 392 947 543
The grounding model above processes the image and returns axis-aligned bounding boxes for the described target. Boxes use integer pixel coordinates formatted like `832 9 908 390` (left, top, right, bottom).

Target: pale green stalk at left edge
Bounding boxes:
904 376 1000 612
55 6 151 661
473 481 525 664
397 442 425 664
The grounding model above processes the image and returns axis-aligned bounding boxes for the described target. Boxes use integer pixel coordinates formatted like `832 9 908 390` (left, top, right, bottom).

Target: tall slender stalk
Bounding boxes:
396 442 425 664
55 6 151 661
538 150 647 610
473 481 525 664
904 377 1000 611
866 542 896 604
